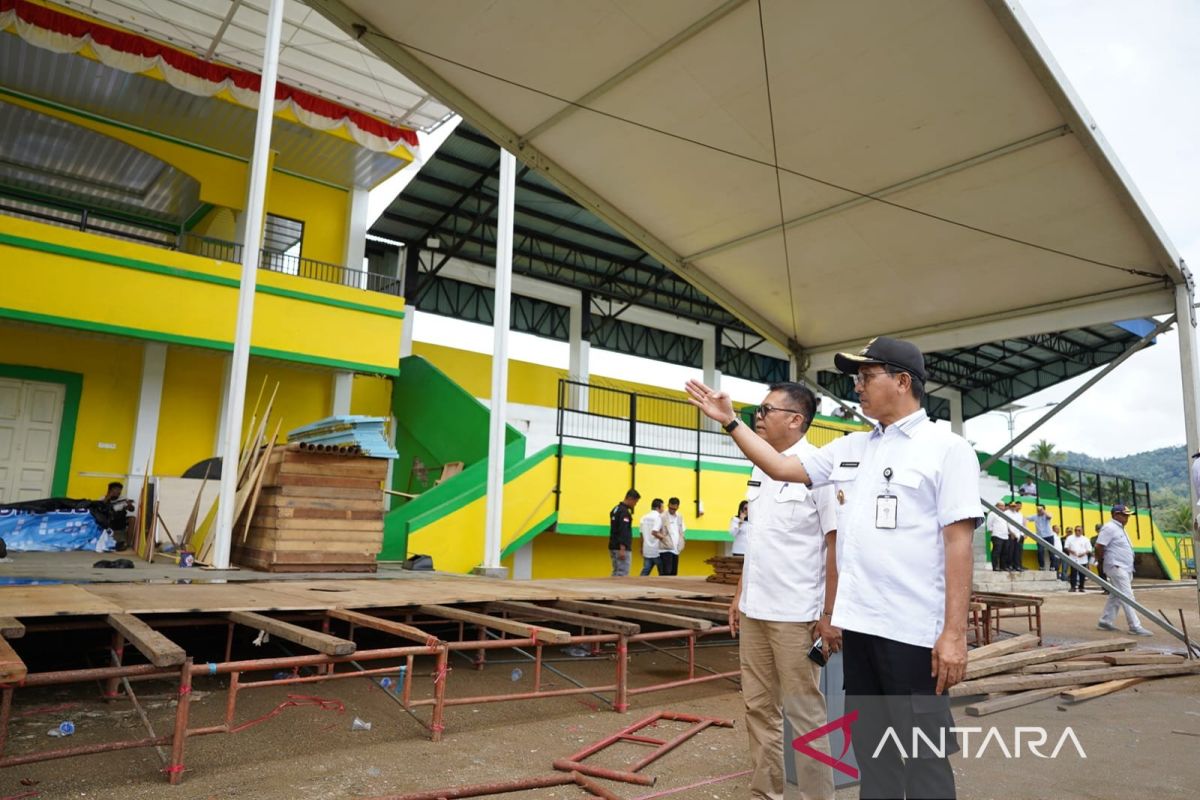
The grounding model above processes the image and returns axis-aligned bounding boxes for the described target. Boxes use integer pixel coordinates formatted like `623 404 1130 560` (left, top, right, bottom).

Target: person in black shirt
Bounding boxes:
608 489 640 576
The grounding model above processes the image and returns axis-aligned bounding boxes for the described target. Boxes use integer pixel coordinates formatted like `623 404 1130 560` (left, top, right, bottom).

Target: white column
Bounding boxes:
702 327 721 391
128 342 167 500
479 149 517 576
400 309 416 358
213 0 285 570
213 355 232 456
344 186 369 288
568 297 590 411
934 388 964 435
331 371 353 416
512 542 533 580
1173 283 1200 615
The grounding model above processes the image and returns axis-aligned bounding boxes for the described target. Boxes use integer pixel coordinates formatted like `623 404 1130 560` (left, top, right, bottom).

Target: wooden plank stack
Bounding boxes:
953 632 1200 714
232 445 387 573
705 555 743 585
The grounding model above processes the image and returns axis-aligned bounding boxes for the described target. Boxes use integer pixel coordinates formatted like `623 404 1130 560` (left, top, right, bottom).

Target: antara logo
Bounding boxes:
793 712 1087 773
792 710 859 779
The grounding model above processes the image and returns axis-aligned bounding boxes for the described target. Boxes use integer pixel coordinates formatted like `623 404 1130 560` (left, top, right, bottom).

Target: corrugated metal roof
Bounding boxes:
0 31 405 188
0 100 201 223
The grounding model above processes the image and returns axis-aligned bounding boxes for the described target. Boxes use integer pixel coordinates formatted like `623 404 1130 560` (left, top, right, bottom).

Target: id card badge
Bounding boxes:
875 494 898 529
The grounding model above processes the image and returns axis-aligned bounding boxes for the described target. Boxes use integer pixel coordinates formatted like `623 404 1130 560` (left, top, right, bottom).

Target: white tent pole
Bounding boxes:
1173 276 1200 616
212 0 285 570
482 149 516 572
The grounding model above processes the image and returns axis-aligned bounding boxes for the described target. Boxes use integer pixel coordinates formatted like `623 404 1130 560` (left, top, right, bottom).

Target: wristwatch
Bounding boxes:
723 418 740 433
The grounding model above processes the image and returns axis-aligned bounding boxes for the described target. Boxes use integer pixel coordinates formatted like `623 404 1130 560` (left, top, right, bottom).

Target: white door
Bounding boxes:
0 377 66 502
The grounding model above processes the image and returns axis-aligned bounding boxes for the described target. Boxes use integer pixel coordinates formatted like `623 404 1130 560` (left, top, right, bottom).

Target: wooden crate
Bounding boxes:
233 448 386 573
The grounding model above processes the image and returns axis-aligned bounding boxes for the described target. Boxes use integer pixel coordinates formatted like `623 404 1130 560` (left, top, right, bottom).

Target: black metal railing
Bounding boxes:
1 196 402 297
1005 457 1155 540
554 378 853 513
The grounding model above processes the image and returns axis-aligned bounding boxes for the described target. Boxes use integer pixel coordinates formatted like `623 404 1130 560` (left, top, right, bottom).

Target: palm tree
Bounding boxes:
1026 439 1065 482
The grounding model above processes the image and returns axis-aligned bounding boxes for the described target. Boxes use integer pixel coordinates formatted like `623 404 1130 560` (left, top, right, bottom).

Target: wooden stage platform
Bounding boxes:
0 573 734 619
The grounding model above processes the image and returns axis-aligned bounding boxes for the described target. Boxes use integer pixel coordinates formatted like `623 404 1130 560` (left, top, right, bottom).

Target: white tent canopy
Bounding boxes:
309 0 1184 363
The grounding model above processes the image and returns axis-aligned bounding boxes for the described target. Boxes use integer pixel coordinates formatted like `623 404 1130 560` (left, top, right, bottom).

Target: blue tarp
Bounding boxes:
0 508 104 551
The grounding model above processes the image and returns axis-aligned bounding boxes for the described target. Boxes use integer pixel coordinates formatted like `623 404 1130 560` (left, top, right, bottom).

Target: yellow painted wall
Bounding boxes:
154 348 226 478
413 341 866 435
0 216 404 373
351 375 394 417
0 322 141 500
2 322 393 501
525 533 723 579
0 94 349 264
405 455 558 573
191 207 237 241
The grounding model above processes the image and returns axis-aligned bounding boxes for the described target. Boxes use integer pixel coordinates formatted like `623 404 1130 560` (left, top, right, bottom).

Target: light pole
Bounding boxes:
990 402 1057 492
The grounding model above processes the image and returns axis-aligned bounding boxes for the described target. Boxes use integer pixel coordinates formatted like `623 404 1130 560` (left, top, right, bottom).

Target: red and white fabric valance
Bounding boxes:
0 0 419 152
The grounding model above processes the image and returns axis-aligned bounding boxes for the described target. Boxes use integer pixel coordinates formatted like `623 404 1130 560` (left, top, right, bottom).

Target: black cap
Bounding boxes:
834 336 927 383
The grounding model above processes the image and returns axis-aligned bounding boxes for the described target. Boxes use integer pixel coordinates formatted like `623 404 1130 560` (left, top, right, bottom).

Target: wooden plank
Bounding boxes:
1021 661 1111 674
485 601 641 636
0 617 25 639
643 597 730 612
964 639 1138 680
419 604 572 644
267 459 388 480
951 661 1200 697
268 485 382 500
968 633 1041 663
227 611 355 656
180 463 212 548
1102 653 1186 666
553 599 713 631
965 685 1083 717
267 475 382 490
248 517 383 531
1059 678 1145 703
107 613 187 667
328 609 442 645
233 547 378 566
263 507 383 521
0 636 27 683
86 583 333 615
614 599 729 622
256 493 382 511
0 585 124 618
240 422 281 542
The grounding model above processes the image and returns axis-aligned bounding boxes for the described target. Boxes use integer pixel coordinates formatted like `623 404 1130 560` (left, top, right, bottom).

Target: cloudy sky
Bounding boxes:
411 0 1199 461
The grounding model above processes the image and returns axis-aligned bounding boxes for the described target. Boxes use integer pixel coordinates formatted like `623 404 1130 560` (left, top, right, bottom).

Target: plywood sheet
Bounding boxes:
84 583 334 614
0 584 123 617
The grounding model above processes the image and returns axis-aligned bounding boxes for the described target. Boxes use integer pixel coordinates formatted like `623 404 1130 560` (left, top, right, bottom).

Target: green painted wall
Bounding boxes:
383 355 525 560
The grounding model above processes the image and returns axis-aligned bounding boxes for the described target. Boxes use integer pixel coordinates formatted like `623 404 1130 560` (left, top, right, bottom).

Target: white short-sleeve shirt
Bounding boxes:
1096 520 1135 572
739 437 837 623
640 511 664 558
986 511 1008 540
799 408 982 648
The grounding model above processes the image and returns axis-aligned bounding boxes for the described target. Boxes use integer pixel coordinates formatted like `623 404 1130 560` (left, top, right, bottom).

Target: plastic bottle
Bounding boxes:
351 717 372 731
47 721 75 737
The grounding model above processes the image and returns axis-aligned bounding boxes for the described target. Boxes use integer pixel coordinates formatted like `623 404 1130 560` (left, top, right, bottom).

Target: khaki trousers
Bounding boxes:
739 614 834 800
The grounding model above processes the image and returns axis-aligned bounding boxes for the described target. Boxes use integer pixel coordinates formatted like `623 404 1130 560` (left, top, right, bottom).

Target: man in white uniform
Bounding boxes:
986 504 1009 572
729 383 837 800
659 498 686 575
638 498 668 576
688 336 980 800
1096 504 1153 636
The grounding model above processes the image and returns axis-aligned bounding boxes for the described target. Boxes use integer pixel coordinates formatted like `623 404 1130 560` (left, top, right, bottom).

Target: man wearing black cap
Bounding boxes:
1096 504 1153 636
687 336 981 800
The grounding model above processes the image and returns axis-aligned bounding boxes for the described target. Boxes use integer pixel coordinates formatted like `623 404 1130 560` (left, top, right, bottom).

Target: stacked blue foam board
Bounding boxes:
286 415 398 459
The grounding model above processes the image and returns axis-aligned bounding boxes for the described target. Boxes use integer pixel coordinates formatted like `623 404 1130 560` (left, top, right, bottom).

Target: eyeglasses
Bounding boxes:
755 404 804 418
853 370 893 389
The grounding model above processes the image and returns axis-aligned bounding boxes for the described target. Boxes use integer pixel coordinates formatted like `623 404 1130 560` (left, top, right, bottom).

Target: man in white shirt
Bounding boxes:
1019 479 1037 496
986 504 1009 572
1096 504 1153 636
659 497 686 576
689 336 980 800
638 499 668 576
1063 526 1092 592
728 383 837 800
1006 501 1028 571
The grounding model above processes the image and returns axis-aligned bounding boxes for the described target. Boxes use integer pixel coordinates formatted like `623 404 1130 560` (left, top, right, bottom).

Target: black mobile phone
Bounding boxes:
808 637 827 667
